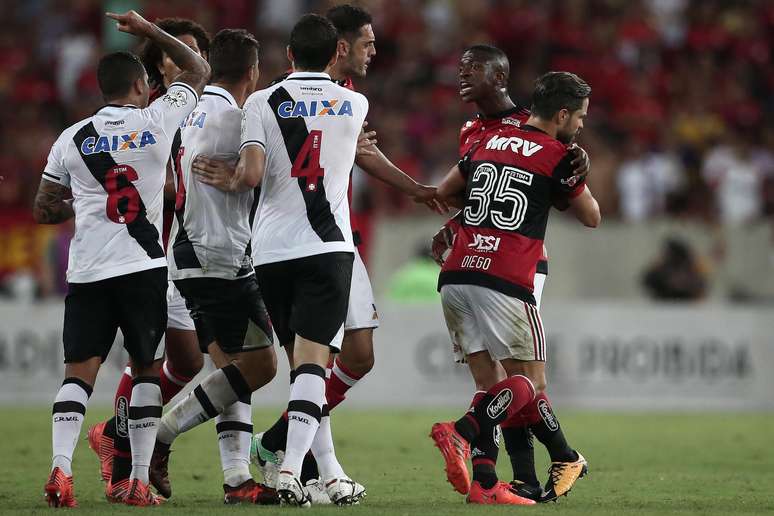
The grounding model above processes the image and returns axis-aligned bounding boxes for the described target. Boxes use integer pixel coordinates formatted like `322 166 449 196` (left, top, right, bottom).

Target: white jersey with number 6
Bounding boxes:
41 82 199 283
240 71 368 265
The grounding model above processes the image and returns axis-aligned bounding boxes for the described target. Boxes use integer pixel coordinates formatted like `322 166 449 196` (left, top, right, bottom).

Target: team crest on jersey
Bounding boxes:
277 99 353 118
162 89 189 108
80 131 157 155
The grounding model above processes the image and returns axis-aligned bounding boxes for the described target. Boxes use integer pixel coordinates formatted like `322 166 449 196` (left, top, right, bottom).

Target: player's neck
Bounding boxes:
211 81 248 108
525 116 557 139
105 94 141 108
326 62 347 82
477 94 516 119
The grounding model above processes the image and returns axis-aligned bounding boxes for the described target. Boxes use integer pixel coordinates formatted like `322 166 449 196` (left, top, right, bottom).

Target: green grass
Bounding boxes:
2 408 773 515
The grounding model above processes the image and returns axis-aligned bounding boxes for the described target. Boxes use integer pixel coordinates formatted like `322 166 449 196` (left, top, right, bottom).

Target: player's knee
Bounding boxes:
342 351 374 377
171 353 204 379
241 348 277 391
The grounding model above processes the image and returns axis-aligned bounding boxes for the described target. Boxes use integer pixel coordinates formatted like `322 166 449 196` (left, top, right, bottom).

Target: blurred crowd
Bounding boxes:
0 0 772 299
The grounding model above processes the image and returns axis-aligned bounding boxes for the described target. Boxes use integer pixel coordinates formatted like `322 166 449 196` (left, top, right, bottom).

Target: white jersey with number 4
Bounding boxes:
42 82 199 283
168 85 254 280
241 71 368 265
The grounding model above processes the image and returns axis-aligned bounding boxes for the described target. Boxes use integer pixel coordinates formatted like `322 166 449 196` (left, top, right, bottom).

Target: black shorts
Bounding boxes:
174 275 273 355
255 252 354 350
63 267 167 365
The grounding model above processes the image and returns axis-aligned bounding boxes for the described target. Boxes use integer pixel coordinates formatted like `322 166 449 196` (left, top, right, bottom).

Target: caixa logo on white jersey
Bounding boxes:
485 135 543 156
468 234 501 252
486 388 513 419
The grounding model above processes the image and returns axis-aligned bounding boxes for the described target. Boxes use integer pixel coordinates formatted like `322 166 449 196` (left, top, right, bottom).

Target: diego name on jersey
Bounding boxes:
42 82 199 283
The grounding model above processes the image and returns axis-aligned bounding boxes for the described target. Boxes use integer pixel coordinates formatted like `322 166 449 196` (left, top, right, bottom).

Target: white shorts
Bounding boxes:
166 280 195 331
441 283 546 364
344 248 379 331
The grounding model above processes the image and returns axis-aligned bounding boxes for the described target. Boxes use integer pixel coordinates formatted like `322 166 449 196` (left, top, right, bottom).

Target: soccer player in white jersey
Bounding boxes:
86 17 210 495
142 28 277 505
233 14 368 506
33 10 209 507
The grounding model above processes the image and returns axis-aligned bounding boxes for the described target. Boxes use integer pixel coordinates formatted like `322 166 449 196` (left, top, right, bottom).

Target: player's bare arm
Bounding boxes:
106 10 210 96
32 179 74 224
229 145 265 192
568 186 601 228
355 121 377 157
436 164 467 209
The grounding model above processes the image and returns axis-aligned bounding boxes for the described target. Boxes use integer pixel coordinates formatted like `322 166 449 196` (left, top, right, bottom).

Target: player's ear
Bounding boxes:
556 108 569 125
337 38 349 58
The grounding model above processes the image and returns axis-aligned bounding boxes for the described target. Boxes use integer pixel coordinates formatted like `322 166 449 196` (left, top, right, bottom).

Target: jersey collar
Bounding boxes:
202 85 238 107
287 71 333 81
94 104 140 115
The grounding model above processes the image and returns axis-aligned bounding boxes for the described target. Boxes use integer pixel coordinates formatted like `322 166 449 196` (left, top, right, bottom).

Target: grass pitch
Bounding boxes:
2 408 773 515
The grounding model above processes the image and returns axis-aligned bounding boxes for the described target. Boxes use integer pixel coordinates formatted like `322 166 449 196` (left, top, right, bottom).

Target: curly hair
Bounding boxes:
139 18 210 92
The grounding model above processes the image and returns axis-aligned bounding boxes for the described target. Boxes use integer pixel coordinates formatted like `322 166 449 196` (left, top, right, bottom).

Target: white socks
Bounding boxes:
51 378 93 476
311 407 345 480
128 377 162 484
282 364 326 477
216 398 253 487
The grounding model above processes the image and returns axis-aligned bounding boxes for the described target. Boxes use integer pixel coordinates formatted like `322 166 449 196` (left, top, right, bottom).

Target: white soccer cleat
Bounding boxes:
250 432 282 489
323 477 366 506
276 471 312 508
304 478 332 505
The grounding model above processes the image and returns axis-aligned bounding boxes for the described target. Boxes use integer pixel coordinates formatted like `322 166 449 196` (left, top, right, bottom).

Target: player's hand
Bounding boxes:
431 224 455 266
357 122 377 157
192 156 236 191
568 143 590 179
412 184 449 215
106 10 154 37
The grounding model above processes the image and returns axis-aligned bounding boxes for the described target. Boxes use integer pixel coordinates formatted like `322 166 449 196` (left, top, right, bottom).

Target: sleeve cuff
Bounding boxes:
240 140 265 152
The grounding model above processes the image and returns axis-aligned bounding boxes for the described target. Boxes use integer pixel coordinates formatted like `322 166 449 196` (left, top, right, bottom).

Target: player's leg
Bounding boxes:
501 355 588 502
113 268 169 506
90 282 202 489
152 277 276 500
45 280 115 507
277 252 363 506
430 285 535 505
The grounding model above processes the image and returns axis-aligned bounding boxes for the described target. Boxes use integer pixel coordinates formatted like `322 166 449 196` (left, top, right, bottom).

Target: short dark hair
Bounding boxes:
97 52 146 100
326 4 372 40
209 29 260 84
139 18 210 91
530 71 591 119
463 44 510 77
289 14 339 71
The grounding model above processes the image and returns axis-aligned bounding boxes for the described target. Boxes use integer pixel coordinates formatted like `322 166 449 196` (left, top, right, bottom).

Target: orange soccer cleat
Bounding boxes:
105 478 131 503
123 478 164 506
44 467 77 508
223 479 280 505
466 480 536 505
87 421 114 482
429 421 471 494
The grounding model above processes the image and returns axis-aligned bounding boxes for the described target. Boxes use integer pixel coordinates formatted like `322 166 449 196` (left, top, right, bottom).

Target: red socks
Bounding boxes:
325 358 365 411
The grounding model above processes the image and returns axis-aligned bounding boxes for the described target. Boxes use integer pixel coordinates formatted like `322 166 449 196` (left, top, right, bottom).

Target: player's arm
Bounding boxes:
106 10 210 96
229 146 265 193
436 163 467 209
568 186 601 228
32 179 74 224
355 129 447 214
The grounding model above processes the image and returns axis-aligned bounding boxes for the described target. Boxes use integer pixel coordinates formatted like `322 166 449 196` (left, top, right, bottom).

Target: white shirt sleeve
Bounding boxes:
240 95 267 153
144 82 199 138
42 133 70 188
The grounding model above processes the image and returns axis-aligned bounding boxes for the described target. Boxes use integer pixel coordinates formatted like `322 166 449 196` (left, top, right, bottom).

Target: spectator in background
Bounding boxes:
702 130 772 225
642 237 708 300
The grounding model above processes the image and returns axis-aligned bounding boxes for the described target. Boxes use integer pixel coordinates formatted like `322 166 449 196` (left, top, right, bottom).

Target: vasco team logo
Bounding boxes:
162 89 189 108
277 99 353 118
486 388 513 419
537 398 559 431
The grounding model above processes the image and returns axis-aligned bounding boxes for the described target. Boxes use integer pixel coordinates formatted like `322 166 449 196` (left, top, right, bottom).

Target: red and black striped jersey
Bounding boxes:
439 124 585 304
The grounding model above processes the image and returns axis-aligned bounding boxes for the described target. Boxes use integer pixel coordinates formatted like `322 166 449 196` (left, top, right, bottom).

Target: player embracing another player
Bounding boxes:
430 65 600 505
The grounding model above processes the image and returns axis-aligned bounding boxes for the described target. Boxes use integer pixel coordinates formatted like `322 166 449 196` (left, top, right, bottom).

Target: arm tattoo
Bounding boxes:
33 179 74 224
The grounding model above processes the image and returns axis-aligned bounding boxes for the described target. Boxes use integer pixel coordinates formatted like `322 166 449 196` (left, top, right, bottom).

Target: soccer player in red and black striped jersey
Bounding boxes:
429 59 600 504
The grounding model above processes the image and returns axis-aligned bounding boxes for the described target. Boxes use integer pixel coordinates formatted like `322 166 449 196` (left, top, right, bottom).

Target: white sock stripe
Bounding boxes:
130 382 162 407
163 361 188 387
55 382 91 405
124 366 132 376
332 362 359 387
